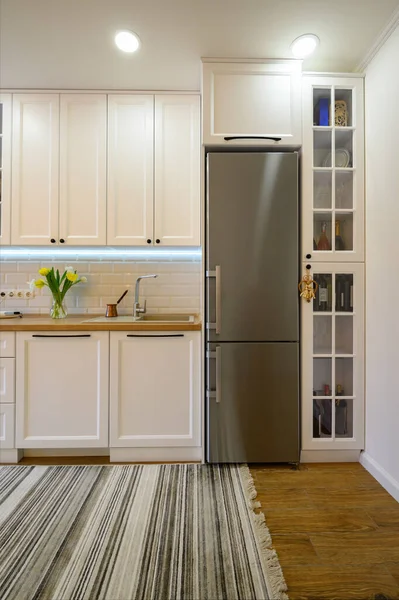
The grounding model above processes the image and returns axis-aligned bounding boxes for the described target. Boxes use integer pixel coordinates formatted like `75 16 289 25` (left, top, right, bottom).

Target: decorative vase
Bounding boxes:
50 298 67 319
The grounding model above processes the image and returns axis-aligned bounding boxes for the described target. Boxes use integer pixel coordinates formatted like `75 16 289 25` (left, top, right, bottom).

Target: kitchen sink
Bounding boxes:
82 314 195 323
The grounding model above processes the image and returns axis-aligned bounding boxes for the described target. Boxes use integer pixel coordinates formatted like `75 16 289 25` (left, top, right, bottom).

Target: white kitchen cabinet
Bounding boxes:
0 358 15 404
107 94 200 247
110 331 201 448
301 262 364 453
16 331 109 448
0 404 15 449
11 94 59 245
202 60 302 146
11 93 107 245
59 94 107 245
107 95 154 245
0 94 12 245
154 95 200 245
302 76 364 262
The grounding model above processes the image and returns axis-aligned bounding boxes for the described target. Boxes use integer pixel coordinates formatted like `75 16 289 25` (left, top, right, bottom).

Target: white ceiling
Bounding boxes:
1 0 398 90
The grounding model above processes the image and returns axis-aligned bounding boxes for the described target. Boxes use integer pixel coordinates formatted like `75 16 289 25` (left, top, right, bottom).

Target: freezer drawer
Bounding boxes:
206 342 299 463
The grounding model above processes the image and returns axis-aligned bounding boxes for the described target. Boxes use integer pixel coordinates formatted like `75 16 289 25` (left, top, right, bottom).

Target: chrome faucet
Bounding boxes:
133 274 158 319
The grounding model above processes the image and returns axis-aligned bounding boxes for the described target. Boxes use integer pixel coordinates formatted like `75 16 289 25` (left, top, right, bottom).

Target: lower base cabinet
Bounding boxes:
110 331 201 448
16 331 109 448
0 404 15 449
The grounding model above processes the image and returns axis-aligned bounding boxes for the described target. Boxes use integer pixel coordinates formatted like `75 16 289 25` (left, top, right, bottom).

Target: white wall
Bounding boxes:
363 24 399 497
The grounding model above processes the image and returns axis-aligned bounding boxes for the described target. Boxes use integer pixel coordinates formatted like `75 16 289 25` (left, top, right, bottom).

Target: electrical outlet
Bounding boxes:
0 288 35 299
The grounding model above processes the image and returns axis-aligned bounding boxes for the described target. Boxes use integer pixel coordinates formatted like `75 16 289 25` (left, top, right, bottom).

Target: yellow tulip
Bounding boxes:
39 267 50 276
66 272 78 283
34 279 45 288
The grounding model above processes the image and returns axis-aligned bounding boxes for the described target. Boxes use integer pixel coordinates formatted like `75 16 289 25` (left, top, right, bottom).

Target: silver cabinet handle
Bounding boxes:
216 345 222 403
215 265 221 335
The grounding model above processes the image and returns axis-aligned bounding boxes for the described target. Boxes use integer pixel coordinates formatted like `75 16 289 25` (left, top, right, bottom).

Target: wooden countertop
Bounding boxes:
0 314 202 332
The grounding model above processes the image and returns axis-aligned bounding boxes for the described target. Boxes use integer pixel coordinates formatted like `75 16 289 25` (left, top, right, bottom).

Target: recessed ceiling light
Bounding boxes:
115 30 141 53
290 34 319 59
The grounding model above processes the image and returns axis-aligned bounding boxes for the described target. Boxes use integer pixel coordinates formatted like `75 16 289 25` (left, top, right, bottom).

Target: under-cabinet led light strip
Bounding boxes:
0 247 202 261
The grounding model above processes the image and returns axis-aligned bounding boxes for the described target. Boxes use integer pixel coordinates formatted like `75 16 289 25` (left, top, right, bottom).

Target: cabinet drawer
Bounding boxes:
0 332 15 357
0 403 15 448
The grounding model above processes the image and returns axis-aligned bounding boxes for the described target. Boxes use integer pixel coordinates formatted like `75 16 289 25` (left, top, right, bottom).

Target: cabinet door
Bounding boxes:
301 263 364 451
0 404 15 449
16 332 109 448
302 77 364 262
0 359 15 404
110 331 201 447
11 94 59 245
154 95 200 246
59 94 106 245
0 94 12 245
202 61 302 146
107 95 154 245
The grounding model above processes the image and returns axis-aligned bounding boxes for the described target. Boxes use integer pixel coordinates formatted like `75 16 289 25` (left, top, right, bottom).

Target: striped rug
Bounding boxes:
0 464 287 600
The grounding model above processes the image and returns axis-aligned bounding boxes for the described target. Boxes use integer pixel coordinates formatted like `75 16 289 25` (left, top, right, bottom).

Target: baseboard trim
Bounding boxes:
110 447 202 463
360 451 399 502
301 449 361 463
0 449 24 464
23 449 110 457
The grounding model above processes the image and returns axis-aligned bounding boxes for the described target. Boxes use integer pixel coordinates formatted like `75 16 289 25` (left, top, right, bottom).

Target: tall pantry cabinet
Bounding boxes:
301 75 365 459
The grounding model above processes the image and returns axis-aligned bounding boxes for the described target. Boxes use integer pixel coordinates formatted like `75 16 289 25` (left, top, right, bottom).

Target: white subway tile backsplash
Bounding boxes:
1 259 202 314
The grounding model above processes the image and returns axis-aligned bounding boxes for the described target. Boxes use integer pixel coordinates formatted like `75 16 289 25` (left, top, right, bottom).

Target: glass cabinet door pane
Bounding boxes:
314 216 332 253
335 316 353 355
334 89 353 127
313 273 332 312
313 357 332 396
335 171 353 209
314 130 332 167
335 274 353 312
335 399 353 437
335 215 353 252
335 130 353 168
313 399 332 438
314 171 332 209
335 357 353 396
314 315 332 354
313 88 332 126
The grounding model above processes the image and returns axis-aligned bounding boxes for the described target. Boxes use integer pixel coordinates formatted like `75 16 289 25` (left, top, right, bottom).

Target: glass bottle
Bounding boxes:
317 222 331 251
335 220 345 251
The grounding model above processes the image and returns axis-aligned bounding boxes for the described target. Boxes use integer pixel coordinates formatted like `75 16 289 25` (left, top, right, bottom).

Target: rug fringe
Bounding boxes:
239 465 289 600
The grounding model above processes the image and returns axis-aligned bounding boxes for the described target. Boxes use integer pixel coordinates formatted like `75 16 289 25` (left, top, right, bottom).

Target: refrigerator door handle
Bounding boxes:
215 265 221 335
216 345 222 403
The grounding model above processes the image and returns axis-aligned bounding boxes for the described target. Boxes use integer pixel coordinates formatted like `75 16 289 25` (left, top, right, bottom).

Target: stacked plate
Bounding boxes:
322 148 351 168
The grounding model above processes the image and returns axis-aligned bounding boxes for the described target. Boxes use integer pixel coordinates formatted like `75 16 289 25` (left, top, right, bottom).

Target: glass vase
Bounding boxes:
50 298 67 319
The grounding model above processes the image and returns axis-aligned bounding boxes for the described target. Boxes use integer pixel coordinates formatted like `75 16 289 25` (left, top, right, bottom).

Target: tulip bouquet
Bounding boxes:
30 266 87 319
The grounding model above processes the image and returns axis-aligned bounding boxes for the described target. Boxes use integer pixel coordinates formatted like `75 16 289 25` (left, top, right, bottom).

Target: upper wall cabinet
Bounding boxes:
0 94 12 245
11 93 106 246
155 95 200 246
107 94 200 246
107 95 154 246
302 76 364 262
202 60 302 146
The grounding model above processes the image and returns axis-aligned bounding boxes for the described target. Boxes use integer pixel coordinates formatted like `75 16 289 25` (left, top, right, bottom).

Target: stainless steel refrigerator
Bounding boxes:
206 152 300 463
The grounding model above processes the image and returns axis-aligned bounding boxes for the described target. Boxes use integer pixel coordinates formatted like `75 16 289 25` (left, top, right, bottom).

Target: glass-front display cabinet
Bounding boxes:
301 262 364 450
302 77 364 262
0 94 11 245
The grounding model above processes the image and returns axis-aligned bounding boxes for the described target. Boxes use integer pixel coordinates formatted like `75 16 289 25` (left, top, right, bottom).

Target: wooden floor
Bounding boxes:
252 463 399 600
17 458 399 599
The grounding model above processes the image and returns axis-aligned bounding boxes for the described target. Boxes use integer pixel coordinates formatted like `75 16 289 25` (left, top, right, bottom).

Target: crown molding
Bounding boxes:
355 6 399 72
